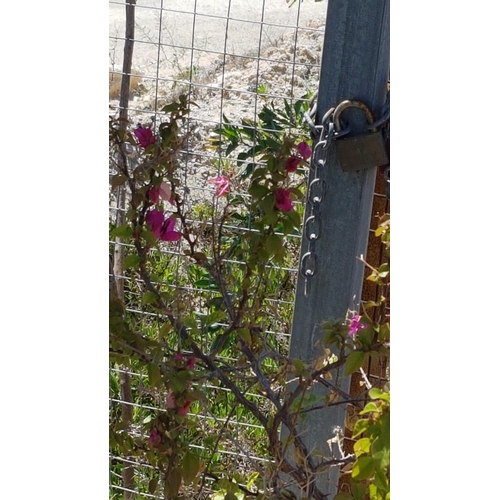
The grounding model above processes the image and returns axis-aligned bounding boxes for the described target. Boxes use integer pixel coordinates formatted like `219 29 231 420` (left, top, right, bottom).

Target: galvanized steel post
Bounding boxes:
285 1 390 497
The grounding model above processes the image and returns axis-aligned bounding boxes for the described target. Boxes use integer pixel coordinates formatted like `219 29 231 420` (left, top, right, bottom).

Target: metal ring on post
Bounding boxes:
308 178 326 205
305 215 322 242
300 251 317 279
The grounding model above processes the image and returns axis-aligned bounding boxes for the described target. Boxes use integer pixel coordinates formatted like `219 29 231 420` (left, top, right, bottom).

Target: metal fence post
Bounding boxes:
285 1 390 497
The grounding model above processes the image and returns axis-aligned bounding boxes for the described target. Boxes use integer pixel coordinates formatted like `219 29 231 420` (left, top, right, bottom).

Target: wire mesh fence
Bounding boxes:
109 1 389 498
109 1 330 498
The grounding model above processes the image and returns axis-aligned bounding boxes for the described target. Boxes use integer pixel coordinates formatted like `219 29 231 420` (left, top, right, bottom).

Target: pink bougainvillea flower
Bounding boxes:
177 401 192 417
149 182 173 206
148 428 161 446
297 141 312 160
348 315 368 337
134 125 156 148
186 356 196 369
145 209 165 238
285 156 301 173
209 175 230 197
148 186 160 204
146 211 181 242
158 181 172 202
174 353 184 362
166 392 176 409
159 216 182 242
275 188 293 212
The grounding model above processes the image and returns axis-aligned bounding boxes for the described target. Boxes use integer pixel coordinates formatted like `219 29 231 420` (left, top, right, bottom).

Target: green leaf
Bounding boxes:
379 323 390 342
237 328 252 345
204 310 227 326
194 277 219 291
161 102 178 113
248 183 269 200
246 471 260 490
265 233 283 258
353 437 371 456
281 215 295 235
141 228 158 246
148 477 159 495
372 445 390 469
109 371 120 396
262 209 279 226
292 358 305 374
357 326 375 347
351 481 367 500
261 193 276 214
352 456 375 481
147 363 161 387
142 291 158 306
224 494 238 500
111 224 132 239
352 418 370 438
210 333 231 355
378 412 390 449
111 174 127 190
379 263 390 274
123 254 141 270
368 388 390 401
182 451 200 484
158 322 171 338
373 467 389 493
345 351 366 375
165 469 182 497
285 209 302 230
359 402 380 415
169 370 191 392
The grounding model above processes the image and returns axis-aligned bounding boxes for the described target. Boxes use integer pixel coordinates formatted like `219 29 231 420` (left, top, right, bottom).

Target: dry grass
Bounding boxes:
109 72 143 99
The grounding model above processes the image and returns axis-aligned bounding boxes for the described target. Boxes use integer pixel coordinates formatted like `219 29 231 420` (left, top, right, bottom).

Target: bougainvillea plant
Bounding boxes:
109 95 389 500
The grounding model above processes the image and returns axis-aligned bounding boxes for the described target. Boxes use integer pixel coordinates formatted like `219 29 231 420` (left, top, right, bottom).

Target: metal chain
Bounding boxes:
300 106 348 297
300 90 390 295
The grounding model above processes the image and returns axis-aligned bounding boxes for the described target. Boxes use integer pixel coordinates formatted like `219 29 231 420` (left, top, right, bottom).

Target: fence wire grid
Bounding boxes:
109 1 388 498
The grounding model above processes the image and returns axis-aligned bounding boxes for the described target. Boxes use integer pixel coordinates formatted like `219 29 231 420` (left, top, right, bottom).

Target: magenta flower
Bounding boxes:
148 182 171 205
297 141 312 160
134 125 156 148
285 156 301 173
209 175 230 197
148 428 161 446
275 188 293 212
145 209 165 238
348 315 368 337
174 353 184 362
159 216 182 242
177 400 192 417
186 356 196 369
145 210 181 242
148 186 160 204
